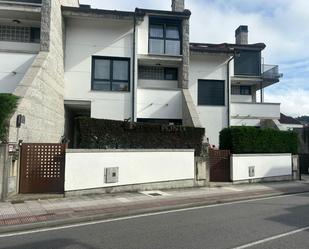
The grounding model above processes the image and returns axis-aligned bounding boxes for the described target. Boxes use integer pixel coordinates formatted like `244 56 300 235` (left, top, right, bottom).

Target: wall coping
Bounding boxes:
231 153 292 157
66 149 195 153
231 102 280 106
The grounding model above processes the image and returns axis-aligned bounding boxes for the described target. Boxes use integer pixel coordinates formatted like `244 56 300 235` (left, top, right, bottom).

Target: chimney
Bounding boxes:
171 0 185 12
235 25 248 44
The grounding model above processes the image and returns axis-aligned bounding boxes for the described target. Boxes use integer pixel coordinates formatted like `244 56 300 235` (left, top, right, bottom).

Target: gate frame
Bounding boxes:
209 148 231 182
19 143 66 194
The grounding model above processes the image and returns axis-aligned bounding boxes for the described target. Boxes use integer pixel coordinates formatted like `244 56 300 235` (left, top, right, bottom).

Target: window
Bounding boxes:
149 18 181 55
0 25 40 43
92 57 130 92
198 80 225 106
234 50 261 76
231 85 251 95
164 68 178 80
138 66 178 80
240 86 251 95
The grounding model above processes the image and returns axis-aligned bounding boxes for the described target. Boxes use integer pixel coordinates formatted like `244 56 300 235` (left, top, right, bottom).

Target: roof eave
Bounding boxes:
61 6 142 21
135 7 191 18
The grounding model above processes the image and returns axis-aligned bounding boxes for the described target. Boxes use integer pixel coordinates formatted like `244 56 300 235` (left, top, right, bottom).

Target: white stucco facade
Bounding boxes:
59 5 285 148
137 15 149 55
137 89 182 119
64 18 134 121
0 0 285 148
0 52 37 93
189 53 229 146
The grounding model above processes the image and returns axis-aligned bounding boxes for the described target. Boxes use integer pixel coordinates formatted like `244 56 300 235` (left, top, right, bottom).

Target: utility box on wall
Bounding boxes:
104 167 119 183
229 154 292 182
248 166 255 177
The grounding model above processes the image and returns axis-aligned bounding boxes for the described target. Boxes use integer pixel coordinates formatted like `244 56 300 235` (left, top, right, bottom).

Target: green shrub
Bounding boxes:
75 117 205 156
219 126 298 154
0 94 19 142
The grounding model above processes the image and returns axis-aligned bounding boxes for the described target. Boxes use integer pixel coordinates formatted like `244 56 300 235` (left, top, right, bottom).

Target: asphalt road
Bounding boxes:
1 193 309 249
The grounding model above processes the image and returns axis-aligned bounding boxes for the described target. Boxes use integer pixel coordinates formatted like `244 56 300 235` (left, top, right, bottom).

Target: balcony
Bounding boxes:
231 102 280 120
137 88 182 119
262 64 282 83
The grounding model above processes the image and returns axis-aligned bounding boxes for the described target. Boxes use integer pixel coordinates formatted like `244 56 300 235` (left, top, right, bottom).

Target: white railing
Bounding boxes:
231 102 280 119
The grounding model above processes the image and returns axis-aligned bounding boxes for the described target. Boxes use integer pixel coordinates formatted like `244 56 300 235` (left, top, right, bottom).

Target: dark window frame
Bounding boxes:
138 66 178 81
148 17 182 56
30 27 40 43
234 50 262 76
231 85 252 95
164 67 178 80
198 79 225 106
91 56 131 92
0 25 40 43
240 85 252 95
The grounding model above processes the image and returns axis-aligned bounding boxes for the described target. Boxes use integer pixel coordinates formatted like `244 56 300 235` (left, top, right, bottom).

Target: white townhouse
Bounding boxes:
0 0 284 147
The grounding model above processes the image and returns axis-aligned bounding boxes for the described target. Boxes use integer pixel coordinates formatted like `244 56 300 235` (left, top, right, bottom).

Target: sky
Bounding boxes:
80 0 309 117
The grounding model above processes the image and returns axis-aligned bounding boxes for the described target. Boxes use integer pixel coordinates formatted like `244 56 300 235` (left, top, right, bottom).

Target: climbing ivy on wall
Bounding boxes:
0 94 19 143
75 117 206 156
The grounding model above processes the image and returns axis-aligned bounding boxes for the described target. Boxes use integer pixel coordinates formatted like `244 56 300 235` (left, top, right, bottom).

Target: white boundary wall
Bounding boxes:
65 149 195 191
231 154 292 181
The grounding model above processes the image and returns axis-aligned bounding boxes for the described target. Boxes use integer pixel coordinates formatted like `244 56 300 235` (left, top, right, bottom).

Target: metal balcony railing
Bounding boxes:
262 64 283 81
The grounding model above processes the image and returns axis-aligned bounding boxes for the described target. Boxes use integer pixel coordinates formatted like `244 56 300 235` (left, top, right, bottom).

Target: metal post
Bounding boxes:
299 161 302 181
260 82 263 103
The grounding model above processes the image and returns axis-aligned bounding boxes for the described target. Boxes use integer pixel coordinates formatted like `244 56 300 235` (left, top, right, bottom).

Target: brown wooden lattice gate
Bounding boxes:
209 149 231 182
19 143 66 194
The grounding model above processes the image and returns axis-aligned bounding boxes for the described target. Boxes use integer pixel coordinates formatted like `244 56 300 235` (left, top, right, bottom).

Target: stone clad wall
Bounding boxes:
8 0 78 143
0 145 5 200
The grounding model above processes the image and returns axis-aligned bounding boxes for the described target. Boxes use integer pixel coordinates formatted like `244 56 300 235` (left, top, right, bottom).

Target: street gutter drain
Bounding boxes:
139 190 171 197
148 193 162 196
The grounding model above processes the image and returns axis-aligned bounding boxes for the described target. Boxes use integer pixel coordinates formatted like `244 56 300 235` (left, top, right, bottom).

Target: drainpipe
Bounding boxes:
226 52 236 127
131 14 137 123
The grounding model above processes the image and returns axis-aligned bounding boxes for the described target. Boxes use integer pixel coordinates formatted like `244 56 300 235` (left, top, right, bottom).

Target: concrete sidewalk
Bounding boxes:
1 180 309 233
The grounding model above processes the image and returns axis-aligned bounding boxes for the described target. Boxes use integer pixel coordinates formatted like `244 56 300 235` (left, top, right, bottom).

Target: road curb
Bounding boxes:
1 189 309 235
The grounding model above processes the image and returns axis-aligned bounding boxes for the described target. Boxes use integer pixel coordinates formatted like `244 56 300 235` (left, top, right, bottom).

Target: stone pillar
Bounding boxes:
0 145 5 201
252 85 257 103
182 89 202 127
9 0 67 143
0 145 17 201
171 0 185 12
235 25 248 45
292 155 300 180
181 18 190 89
40 0 51 51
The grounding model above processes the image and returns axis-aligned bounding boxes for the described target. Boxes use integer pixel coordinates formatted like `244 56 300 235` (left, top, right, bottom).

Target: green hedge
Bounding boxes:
0 94 19 142
219 126 298 154
75 117 205 156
